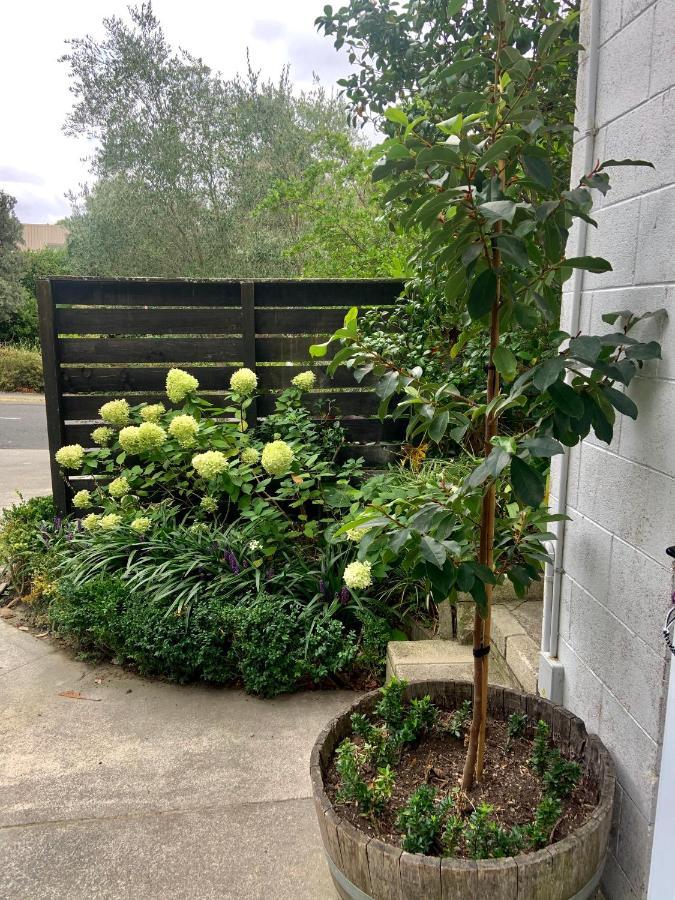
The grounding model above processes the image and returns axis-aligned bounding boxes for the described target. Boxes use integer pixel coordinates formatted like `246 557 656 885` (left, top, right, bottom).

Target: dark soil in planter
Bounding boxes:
325 710 599 856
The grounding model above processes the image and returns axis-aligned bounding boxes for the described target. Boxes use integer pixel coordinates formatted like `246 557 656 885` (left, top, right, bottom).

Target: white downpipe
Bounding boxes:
543 0 602 657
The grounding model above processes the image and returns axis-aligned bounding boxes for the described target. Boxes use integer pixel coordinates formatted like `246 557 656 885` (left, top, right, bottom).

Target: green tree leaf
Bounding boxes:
510 456 545 508
467 269 497 320
493 345 517 381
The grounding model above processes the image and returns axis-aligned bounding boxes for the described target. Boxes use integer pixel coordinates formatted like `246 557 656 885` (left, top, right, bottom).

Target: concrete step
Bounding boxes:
386 639 519 689
490 603 541 694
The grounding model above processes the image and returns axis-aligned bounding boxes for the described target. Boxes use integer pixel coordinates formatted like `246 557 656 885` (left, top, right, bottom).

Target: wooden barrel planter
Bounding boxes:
310 680 615 900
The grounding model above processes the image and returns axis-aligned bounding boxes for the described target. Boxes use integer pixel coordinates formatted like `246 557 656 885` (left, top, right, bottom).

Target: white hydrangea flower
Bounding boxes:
343 560 373 591
99 399 130 426
240 447 260 466
98 513 122 530
168 414 199 447
72 489 92 509
248 539 262 553
166 368 199 404
192 450 229 479
137 422 167 451
199 495 218 513
55 444 85 470
291 370 316 391
82 513 100 531
140 403 166 423
130 516 151 533
118 426 142 454
92 426 114 446
230 367 258 396
261 440 294 476
108 476 130 498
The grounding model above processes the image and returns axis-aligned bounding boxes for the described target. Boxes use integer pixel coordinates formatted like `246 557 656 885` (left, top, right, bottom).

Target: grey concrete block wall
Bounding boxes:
553 1 674 897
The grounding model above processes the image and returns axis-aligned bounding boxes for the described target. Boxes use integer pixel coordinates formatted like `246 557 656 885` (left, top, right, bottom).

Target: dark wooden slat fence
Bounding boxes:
38 277 406 513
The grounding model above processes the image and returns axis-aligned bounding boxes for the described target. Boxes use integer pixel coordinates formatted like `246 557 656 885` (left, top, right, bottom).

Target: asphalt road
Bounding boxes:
0 394 48 449
0 394 51 508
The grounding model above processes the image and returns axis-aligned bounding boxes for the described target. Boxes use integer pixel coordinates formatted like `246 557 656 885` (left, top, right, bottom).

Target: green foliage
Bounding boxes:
530 720 551 775
446 700 472 740
260 134 412 278
0 495 57 594
526 795 562 848
542 751 582 800
0 247 72 345
230 593 356 697
50 575 237 683
463 803 526 859
374 676 408 730
506 712 528 748
0 345 44 392
0 191 26 330
313 0 662 621
336 739 395 815
397 785 454 854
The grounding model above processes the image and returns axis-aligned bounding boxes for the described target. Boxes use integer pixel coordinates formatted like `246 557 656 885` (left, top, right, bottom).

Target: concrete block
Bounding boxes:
584 200 640 289
598 686 660 820
622 0 659 26
619 376 675 478
562 509 613 606
557 635 604 734
635 183 675 284
607 536 672 655
595 7 655 128
568 582 667 739
576 441 675 563
601 89 675 207
650 3 675 96
615 789 654 896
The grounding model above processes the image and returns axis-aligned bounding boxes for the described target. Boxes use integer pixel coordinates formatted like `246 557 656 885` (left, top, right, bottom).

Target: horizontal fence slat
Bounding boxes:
62 417 404 446
58 337 243 364
255 336 332 363
62 391 382 421
254 280 404 307
56 306 243 336
60 364 372 393
255 307 350 335
52 279 242 307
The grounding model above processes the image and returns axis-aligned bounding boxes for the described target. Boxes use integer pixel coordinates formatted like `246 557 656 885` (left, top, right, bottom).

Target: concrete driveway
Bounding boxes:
0 393 51 509
0 620 347 899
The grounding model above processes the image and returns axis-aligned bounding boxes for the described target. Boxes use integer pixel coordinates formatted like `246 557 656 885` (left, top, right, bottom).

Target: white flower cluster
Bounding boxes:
343 560 372 591
55 444 84 470
192 450 229 479
291 370 316 391
230 367 258 396
99 399 130 427
261 440 294 476
166 368 199 404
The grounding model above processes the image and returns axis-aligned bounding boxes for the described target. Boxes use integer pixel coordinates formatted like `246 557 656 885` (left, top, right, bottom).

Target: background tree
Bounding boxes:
260 133 413 277
0 192 28 335
61 3 356 277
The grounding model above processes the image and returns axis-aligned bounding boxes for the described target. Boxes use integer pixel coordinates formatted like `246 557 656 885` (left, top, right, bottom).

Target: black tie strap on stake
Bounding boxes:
473 645 490 659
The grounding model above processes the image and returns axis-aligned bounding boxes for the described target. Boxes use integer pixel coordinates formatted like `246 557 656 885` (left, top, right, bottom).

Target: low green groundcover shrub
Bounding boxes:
0 344 44 392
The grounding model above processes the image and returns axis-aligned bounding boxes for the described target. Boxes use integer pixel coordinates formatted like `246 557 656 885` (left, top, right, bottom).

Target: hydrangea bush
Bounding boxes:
38 368 407 692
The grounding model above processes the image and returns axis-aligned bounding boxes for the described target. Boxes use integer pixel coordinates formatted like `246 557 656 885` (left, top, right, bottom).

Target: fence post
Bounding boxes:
36 279 69 515
240 280 257 426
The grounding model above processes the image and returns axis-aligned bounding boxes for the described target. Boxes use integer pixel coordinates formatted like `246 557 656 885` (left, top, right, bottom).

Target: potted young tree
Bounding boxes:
309 1 661 897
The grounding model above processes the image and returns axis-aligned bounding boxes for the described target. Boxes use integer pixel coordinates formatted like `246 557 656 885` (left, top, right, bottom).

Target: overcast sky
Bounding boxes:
1 0 349 223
